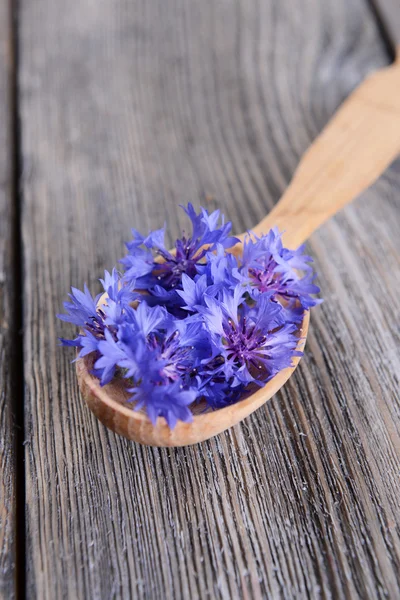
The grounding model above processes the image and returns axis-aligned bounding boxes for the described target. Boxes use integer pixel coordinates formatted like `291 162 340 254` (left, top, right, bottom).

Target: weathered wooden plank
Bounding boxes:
0 1 17 598
20 0 400 598
373 0 400 51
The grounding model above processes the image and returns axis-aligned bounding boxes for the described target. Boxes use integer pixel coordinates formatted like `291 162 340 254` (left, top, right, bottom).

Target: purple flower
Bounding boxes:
59 330 99 360
89 299 213 421
131 301 168 337
59 270 138 348
130 381 196 428
58 284 104 337
176 273 209 311
76 330 100 359
120 204 238 308
59 205 321 429
100 268 137 305
238 228 322 314
198 286 300 391
95 329 127 384
197 243 239 288
194 378 245 410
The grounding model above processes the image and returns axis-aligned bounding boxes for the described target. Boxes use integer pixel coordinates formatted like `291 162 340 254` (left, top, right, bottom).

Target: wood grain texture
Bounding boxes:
0 0 16 598
19 0 400 598
251 63 400 248
373 0 400 53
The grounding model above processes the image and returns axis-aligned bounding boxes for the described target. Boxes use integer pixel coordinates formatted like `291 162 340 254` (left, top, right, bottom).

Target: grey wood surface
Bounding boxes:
19 0 400 598
0 0 17 597
373 0 400 50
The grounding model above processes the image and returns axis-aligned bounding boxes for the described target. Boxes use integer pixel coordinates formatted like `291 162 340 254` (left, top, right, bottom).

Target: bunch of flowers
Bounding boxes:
59 204 321 428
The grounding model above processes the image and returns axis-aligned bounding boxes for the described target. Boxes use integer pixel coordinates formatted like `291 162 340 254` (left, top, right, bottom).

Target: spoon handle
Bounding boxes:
246 62 400 249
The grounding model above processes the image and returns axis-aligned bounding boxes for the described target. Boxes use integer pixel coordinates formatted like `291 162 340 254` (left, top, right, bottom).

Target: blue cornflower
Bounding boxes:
198 286 300 391
93 301 171 385
100 268 137 305
176 273 209 310
130 381 197 429
237 228 321 313
61 330 100 360
95 329 128 385
58 284 105 338
59 205 321 429
193 378 245 411
120 203 237 305
198 243 239 289
175 244 240 313
89 299 212 422
59 269 138 350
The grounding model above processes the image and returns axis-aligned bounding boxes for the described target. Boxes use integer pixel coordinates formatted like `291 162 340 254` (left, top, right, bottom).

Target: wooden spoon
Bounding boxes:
76 53 400 446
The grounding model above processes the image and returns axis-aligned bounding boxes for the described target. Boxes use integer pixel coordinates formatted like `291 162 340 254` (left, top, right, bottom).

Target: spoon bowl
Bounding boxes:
76 309 309 446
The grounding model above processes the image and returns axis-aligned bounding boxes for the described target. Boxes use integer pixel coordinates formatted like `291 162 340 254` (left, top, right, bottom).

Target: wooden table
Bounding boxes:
1 0 400 598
